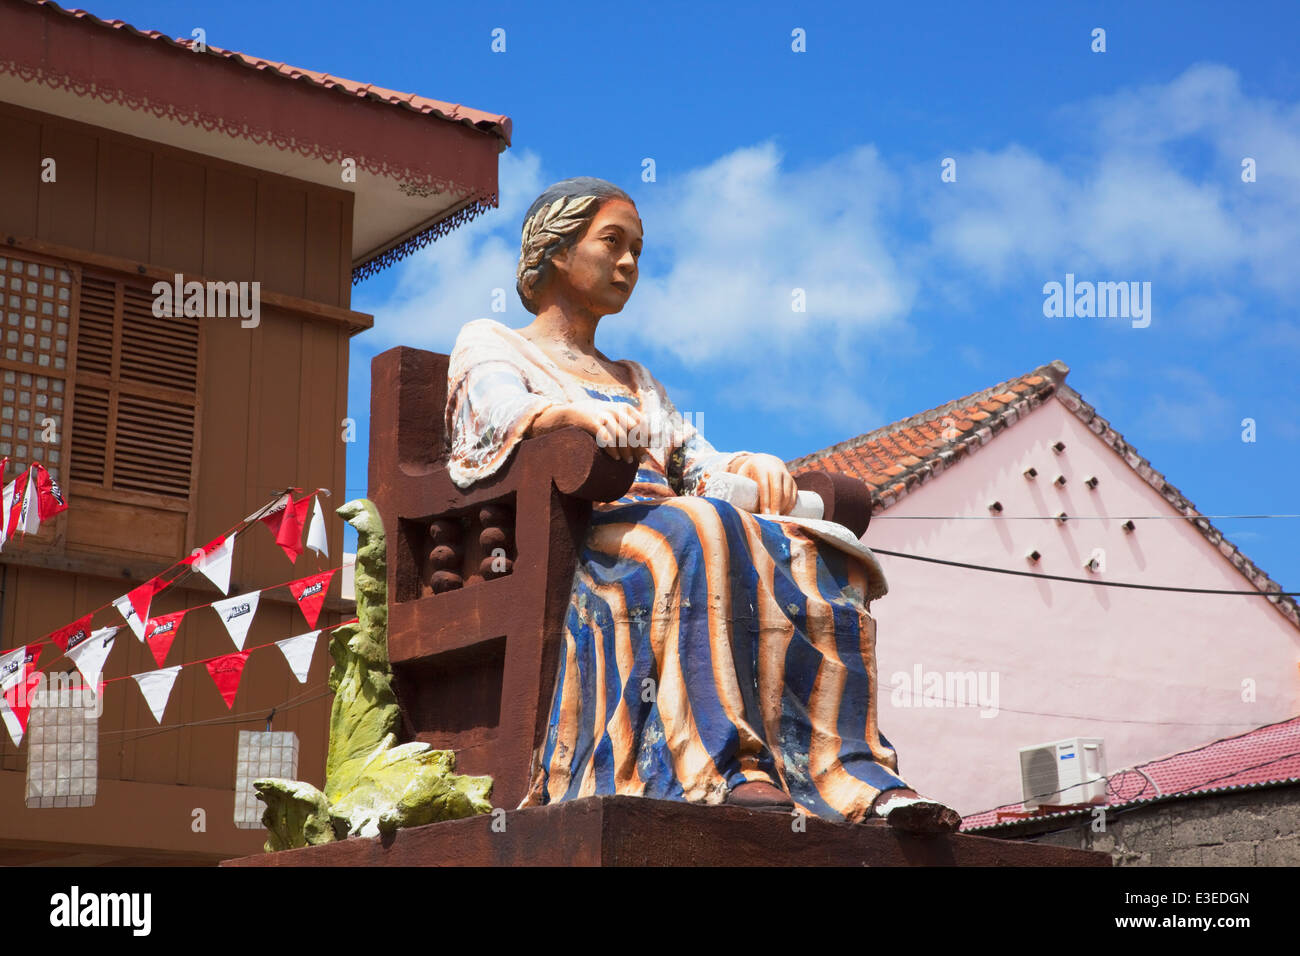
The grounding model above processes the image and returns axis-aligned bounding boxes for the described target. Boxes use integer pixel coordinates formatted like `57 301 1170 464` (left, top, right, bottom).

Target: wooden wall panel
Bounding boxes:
255 182 306 299
338 191 353 309
203 168 257 282
244 311 304 586
0 101 350 298
0 111 41 237
304 193 343 307
94 140 152 262
64 497 186 558
149 156 206 277
36 124 97 251
0 102 347 801
298 321 345 533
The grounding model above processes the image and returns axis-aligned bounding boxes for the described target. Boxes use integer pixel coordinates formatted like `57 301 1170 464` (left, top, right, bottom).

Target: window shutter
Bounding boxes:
70 271 201 502
67 384 108 485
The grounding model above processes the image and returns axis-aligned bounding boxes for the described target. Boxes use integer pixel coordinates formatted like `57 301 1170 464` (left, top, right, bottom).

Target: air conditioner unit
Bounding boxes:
1018 737 1106 808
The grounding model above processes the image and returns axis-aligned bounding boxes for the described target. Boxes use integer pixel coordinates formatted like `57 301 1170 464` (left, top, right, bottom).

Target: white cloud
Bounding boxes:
1135 368 1231 443
606 142 916 371
924 64 1300 299
352 63 1299 448
356 140 916 425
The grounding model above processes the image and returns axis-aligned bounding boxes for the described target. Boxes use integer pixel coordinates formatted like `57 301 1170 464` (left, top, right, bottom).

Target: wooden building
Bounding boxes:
0 0 510 863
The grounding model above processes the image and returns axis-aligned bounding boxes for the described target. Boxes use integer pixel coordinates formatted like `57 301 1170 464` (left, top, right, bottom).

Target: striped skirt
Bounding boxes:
521 489 910 822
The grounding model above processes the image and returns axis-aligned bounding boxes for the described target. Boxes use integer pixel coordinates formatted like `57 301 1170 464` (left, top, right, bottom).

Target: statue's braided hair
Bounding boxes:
515 177 635 314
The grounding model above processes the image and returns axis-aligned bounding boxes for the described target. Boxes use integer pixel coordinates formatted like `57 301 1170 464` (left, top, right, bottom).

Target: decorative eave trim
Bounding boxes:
0 54 495 199
351 197 495 284
11 1 511 146
0 0 505 282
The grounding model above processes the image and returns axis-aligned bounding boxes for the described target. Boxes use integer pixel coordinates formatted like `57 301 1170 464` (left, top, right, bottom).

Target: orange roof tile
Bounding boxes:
788 361 1063 504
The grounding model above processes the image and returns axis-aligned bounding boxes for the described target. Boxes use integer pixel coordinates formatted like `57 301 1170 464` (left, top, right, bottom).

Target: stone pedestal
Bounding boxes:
223 795 1110 867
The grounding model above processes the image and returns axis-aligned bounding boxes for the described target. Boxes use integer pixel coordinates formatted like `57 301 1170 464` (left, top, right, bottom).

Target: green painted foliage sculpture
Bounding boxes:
255 498 493 852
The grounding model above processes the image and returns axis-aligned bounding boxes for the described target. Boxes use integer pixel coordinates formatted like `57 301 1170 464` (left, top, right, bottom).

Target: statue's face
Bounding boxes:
549 199 643 316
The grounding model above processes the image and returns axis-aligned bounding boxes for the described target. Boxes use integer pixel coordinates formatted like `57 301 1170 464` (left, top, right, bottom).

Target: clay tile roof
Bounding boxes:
788 359 1066 507
961 716 1300 832
27 1 512 145
788 358 1300 631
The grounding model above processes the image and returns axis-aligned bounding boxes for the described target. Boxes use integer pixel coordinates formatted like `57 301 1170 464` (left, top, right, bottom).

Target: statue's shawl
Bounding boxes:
445 318 741 492
444 318 887 600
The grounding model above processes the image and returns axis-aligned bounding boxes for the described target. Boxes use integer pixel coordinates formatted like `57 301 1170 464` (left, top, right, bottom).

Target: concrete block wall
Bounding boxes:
1018 785 1300 866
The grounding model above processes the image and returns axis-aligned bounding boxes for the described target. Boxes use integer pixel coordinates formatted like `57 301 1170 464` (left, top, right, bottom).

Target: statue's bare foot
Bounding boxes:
726 780 795 812
871 788 962 833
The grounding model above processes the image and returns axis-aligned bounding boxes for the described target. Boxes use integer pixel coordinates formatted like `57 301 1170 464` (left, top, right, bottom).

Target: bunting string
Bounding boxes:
19 486 333 656
29 561 345 657
1 618 355 740
0 486 344 742
46 620 356 692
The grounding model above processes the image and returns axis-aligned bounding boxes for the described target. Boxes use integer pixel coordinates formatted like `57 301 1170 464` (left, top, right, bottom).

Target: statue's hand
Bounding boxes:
559 400 651 464
731 453 798 515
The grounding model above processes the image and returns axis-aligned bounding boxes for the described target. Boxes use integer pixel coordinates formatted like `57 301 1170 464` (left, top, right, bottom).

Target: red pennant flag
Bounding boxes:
126 577 167 624
261 493 312 563
6 669 44 737
2 644 44 735
6 465 31 537
144 609 188 668
49 614 93 654
205 651 251 709
181 533 227 566
288 569 337 630
32 464 68 521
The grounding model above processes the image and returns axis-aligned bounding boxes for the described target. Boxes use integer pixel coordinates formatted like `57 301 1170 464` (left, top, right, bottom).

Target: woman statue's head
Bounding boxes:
515 177 643 317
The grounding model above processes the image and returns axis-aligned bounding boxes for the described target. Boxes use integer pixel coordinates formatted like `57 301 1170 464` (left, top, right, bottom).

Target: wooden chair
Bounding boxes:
367 345 873 809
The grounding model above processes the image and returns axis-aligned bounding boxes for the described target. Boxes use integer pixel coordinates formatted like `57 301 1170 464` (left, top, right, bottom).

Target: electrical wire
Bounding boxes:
887 691 1271 728
104 686 333 747
873 513 1300 520
871 547 1300 595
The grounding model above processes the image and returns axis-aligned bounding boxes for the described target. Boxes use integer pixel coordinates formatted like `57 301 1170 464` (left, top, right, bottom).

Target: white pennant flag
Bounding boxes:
306 496 328 559
0 698 24 746
133 666 182 724
212 589 261 650
0 644 26 694
19 468 39 536
112 593 147 641
0 478 13 551
195 533 237 594
65 626 117 690
275 629 320 683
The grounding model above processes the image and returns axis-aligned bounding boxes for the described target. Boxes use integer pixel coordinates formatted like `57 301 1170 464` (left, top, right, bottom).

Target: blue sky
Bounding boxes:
105 1 1300 592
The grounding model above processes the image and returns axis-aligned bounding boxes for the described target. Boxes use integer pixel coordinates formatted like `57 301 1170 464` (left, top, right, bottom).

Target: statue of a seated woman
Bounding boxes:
445 177 960 832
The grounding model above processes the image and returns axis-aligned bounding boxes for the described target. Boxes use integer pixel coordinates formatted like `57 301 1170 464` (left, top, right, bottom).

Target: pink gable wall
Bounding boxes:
863 396 1300 816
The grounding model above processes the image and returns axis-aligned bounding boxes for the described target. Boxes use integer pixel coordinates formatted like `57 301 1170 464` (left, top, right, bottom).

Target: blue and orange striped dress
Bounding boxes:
446 319 909 822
